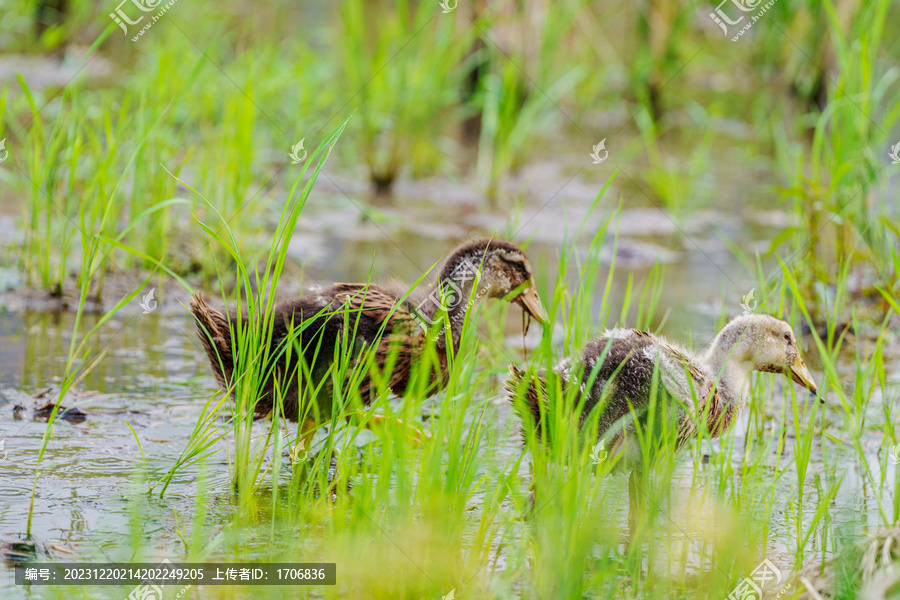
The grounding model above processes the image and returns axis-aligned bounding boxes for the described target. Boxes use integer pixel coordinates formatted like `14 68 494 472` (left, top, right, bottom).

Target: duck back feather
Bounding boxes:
190 294 236 394
507 329 726 464
190 286 439 422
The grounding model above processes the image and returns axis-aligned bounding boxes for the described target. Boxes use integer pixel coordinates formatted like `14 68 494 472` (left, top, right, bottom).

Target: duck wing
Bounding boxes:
577 330 661 442
652 340 732 442
505 365 570 444
275 283 432 403
325 283 432 398
577 330 721 445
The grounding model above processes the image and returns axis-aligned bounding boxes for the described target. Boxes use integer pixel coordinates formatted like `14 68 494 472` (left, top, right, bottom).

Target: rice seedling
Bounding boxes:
15 76 77 294
158 119 349 501
472 0 586 195
475 55 584 196
24 148 162 535
630 0 698 122
770 0 899 310
337 0 475 191
636 102 718 213
747 0 832 111
4 26 337 291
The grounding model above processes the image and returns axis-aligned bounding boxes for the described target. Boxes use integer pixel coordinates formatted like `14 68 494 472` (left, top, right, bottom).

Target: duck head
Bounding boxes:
438 238 548 324
708 314 818 396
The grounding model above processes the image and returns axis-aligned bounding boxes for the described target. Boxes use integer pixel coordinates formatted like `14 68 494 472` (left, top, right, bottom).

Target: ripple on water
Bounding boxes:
0 484 29 499
67 455 135 477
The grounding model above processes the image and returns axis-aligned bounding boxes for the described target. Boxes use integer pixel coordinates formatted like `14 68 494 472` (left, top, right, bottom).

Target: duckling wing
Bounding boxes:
578 331 660 436
334 284 430 397
505 364 573 445
653 341 731 440
286 283 429 401
579 330 714 446
654 341 711 411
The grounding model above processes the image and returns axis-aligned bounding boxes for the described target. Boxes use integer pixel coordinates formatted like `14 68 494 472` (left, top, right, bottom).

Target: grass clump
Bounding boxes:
338 0 474 191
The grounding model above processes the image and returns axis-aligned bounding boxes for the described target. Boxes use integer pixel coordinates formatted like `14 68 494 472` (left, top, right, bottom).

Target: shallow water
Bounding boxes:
0 311 215 559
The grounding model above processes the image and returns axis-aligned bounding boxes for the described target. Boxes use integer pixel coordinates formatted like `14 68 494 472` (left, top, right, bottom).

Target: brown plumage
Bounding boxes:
507 314 819 469
507 314 819 536
191 238 547 424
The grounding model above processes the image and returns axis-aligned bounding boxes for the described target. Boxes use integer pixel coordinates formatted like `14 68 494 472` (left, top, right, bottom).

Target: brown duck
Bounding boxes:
507 314 818 532
191 238 547 430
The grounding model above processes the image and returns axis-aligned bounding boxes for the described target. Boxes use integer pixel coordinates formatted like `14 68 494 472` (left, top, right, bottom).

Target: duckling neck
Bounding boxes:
423 252 489 350
702 326 755 406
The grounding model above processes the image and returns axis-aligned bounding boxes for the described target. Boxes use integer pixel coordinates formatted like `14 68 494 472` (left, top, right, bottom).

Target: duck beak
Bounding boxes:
515 283 548 325
789 356 818 395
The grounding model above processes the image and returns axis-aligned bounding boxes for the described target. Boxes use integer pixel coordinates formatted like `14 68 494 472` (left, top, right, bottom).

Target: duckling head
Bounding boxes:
441 238 548 324
709 314 818 395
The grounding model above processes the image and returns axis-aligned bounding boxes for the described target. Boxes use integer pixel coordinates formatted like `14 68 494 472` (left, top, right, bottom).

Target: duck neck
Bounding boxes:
703 324 754 405
420 248 491 352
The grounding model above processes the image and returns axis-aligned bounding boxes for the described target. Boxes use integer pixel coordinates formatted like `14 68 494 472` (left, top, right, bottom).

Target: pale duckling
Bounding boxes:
507 313 819 533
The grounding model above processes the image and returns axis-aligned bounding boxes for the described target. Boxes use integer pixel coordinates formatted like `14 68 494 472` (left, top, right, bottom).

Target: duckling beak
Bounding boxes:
789 356 818 395
516 284 548 325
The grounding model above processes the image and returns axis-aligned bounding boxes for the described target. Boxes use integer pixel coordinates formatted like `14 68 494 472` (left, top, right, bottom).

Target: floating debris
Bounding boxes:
13 402 86 423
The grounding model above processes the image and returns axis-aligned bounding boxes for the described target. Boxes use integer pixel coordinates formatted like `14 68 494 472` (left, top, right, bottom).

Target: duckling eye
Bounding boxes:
783 333 791 342
499 257 522 268
499 257 528 276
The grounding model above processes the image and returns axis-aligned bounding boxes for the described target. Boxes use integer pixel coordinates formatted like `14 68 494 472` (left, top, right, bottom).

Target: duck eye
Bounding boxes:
784 333 791 342
499 257 528 276
499 257 522 268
